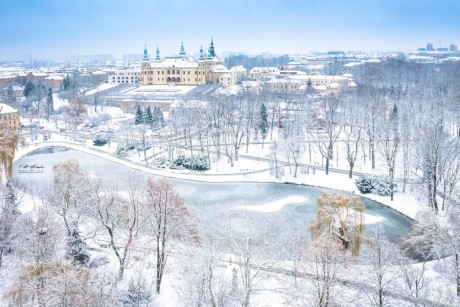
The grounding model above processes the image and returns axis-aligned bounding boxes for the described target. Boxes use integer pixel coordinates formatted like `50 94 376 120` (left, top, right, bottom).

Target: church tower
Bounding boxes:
179 42 186 57
141 45 152 85
155 45 161 61
209 37 215 58
143 44 149 61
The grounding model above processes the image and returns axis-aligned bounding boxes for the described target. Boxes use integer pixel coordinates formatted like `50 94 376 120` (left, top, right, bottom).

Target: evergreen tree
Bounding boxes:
153 106 165 128
23 81 35 98
6 86 15 105
259 103 268 143
120 277 152 307
45 88 54 121
306 78 315 94
65 225 90 267
62 74 70 90
144 106 153 128
135 105 144 125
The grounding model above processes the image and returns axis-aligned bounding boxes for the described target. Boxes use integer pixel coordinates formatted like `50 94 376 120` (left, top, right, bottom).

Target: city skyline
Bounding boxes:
1 0 459 61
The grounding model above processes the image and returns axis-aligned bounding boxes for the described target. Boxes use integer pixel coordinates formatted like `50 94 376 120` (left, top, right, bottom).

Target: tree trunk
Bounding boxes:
349 162 354 179
325 158 330 175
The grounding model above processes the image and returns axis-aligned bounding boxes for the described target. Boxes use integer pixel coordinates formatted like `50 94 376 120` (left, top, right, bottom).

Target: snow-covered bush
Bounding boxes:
355 175 395 196
355 175 374 194
93 134 108 146
116 143 135 157
372 177 394 196
65 226 90 267
119 277 152 307
173 155 210 171
152 157 179 169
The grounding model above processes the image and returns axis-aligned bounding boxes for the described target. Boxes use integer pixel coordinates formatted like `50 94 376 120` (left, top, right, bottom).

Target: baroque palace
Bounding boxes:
140 39 228 86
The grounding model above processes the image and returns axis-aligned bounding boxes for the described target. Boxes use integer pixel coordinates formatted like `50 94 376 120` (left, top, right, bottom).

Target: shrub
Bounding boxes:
173 155 210 171
355 175 395 196
93 135 108 146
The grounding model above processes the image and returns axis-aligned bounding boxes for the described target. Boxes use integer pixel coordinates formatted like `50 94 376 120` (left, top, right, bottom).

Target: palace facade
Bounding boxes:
140 39 229 86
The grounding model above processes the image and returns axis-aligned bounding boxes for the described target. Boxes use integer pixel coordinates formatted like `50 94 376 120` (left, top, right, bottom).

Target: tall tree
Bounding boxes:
409 209 460 298
23 81 35 98
134 105 143 125
378 103 400 201
66 96 87 140
144 106 153 128
0 120 21 182
90 177 143 280
65 225 90 267
313 97 342 175
62 74 70 90
45 87 54 122
258 102 268 147
143 178 198 294
361 228 399 307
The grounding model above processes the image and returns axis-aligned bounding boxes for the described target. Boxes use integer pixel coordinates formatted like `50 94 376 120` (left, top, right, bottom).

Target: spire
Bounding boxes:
207 44 213 60
179 42 186 57
209 37 215 58
199 44 204 61
155 44 160 61
143 44 149 61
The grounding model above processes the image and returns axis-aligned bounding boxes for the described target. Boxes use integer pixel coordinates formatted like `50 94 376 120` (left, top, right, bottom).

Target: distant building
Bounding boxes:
427 43 434 51
140 39 229 85
0 76 16 88
450 44 458 52
108 70 140 84
249 67 280 79
266 79 301 94
0 103 20 130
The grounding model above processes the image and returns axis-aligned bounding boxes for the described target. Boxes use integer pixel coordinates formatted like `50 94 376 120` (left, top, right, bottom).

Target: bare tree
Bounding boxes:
11 208 64 307
45 159 92 235
409 209 460 298
90 177 143 280
0 181 25 267
313 97 342 175
299 235 351 307
377 103 400 201
360 227 399 307
6 261 91 307
0 119 22 181
66 95 87 140
143 177 199 294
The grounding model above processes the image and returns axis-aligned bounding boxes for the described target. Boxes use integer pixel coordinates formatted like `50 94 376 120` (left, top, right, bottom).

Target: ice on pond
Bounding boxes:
233 196 307 212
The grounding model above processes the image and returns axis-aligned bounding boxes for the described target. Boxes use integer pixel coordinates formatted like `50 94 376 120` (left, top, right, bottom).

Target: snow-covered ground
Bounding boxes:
8 103 453 306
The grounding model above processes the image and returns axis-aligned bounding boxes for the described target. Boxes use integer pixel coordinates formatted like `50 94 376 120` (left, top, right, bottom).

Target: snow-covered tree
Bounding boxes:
409 209 460 298
360 227 399 307
90 176 144 280
119 277 152 307
293 235 351 306
143 177 199 294
0 119 21 181
377 103 400 201
47 159 92 235
45 87 54 122
312 97 342 175
310 193 364 256
65 225 90 267
258 102 268 146
134 104 143 125
143 106 153 128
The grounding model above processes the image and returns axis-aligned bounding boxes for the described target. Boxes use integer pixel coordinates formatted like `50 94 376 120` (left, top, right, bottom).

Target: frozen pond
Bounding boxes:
13 147 413 252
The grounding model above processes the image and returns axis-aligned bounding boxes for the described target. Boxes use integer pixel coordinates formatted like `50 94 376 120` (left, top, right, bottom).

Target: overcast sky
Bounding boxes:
1 0 459 60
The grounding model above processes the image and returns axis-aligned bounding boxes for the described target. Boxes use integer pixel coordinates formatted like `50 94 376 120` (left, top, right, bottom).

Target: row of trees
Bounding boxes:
1 160 459 305
160 60 460 211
